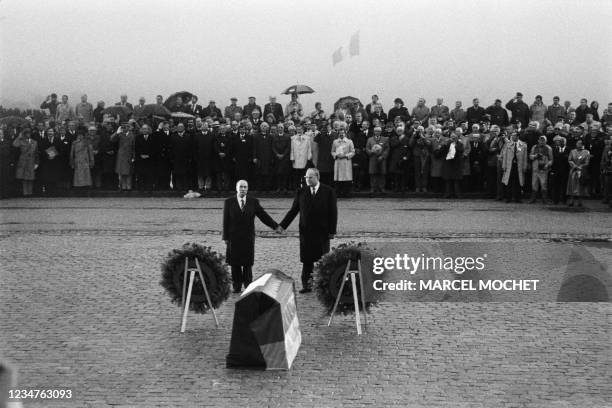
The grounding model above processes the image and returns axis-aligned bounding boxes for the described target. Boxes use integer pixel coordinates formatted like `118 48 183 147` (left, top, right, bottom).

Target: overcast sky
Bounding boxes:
1 0 611 112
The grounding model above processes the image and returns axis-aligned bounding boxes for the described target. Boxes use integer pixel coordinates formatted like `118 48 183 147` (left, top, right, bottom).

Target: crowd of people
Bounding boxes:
1 91 611 207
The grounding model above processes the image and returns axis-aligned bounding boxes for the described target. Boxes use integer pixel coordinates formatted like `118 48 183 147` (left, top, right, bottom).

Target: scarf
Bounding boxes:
446 142 456 160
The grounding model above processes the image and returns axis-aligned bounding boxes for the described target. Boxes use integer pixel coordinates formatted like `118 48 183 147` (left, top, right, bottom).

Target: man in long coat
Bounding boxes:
38 128 63 195
223 180 279 293
170 123 193 191
279 168 337 293
501 130 528 202
134 124 158 190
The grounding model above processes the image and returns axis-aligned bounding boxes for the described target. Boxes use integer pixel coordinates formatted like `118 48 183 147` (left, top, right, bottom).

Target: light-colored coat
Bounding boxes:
501 140 528 186
13 136 39 180
70 136 94 186
331 137 355 181
112 131 135 175
290 134 312 169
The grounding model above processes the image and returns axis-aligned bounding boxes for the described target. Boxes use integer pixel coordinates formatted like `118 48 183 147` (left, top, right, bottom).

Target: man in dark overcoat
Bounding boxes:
134 124 158 190
169 123 193 191
223 179 279 293
279 168 337 293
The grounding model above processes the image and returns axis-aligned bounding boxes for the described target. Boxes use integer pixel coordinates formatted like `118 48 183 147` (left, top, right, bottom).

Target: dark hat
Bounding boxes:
495 99 502 103
51 93 57 98
394 97 404 105
553 96 560 100
536 95 542 99
516 92 523 97
230 97 237 101
248 96 256 100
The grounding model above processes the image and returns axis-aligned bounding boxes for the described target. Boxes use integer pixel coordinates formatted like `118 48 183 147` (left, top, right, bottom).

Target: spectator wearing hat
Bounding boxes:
202 100 222 120
411 98 430 123
528 135 553 203
485 99 509 127
388 98 409 123
264 96 284 123
550 135 570 204
93 101 106 124
408 126 430 193
546 96 565 125
224 97 243 119
529 95 548 126
506 92 530 129
450 101 466 123
430 98 450 123
243 97 262 119
466 98 485 129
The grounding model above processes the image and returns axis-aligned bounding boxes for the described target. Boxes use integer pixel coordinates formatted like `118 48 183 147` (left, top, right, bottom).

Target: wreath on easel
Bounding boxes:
313 242 376 315
160 242 231 314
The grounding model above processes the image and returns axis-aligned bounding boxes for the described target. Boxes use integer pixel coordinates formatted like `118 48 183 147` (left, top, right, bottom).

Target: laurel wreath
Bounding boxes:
313 242 376 315
160 242 231 314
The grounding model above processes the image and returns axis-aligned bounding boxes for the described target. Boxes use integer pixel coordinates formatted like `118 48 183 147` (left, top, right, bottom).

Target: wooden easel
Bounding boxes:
180 257 219 332
327 255 368 335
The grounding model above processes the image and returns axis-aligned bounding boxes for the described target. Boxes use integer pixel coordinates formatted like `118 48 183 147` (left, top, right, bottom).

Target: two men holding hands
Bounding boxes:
222 168 337 293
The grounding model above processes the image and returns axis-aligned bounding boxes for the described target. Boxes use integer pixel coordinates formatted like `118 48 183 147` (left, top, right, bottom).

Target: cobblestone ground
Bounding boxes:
1 197 611 408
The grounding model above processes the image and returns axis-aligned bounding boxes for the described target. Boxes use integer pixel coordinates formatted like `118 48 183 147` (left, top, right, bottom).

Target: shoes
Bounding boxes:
299 288 312 294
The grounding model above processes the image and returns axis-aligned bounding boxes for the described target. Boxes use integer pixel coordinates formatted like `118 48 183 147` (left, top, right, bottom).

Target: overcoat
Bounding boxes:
280 183 337 263
222 196 278 266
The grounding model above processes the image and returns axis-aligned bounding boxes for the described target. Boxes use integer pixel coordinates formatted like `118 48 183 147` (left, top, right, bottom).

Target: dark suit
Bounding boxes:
169 132 193 190
232 133 254 183
134 133 158 190
466 106 486 127
223 195 278 291
550 145 570 204
280 183 338 289
263 103 284 122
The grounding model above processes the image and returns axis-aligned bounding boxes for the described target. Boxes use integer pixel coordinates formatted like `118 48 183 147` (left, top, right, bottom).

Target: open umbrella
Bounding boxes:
133 104 171 119
282 84 315 95
171 112 195 119
102 106 132 122
164 91 194 110
0 116 29 127
333 96 362 113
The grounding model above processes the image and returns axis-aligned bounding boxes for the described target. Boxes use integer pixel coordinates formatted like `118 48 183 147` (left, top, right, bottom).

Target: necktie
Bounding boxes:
311 187 316 196
240 198 245 210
